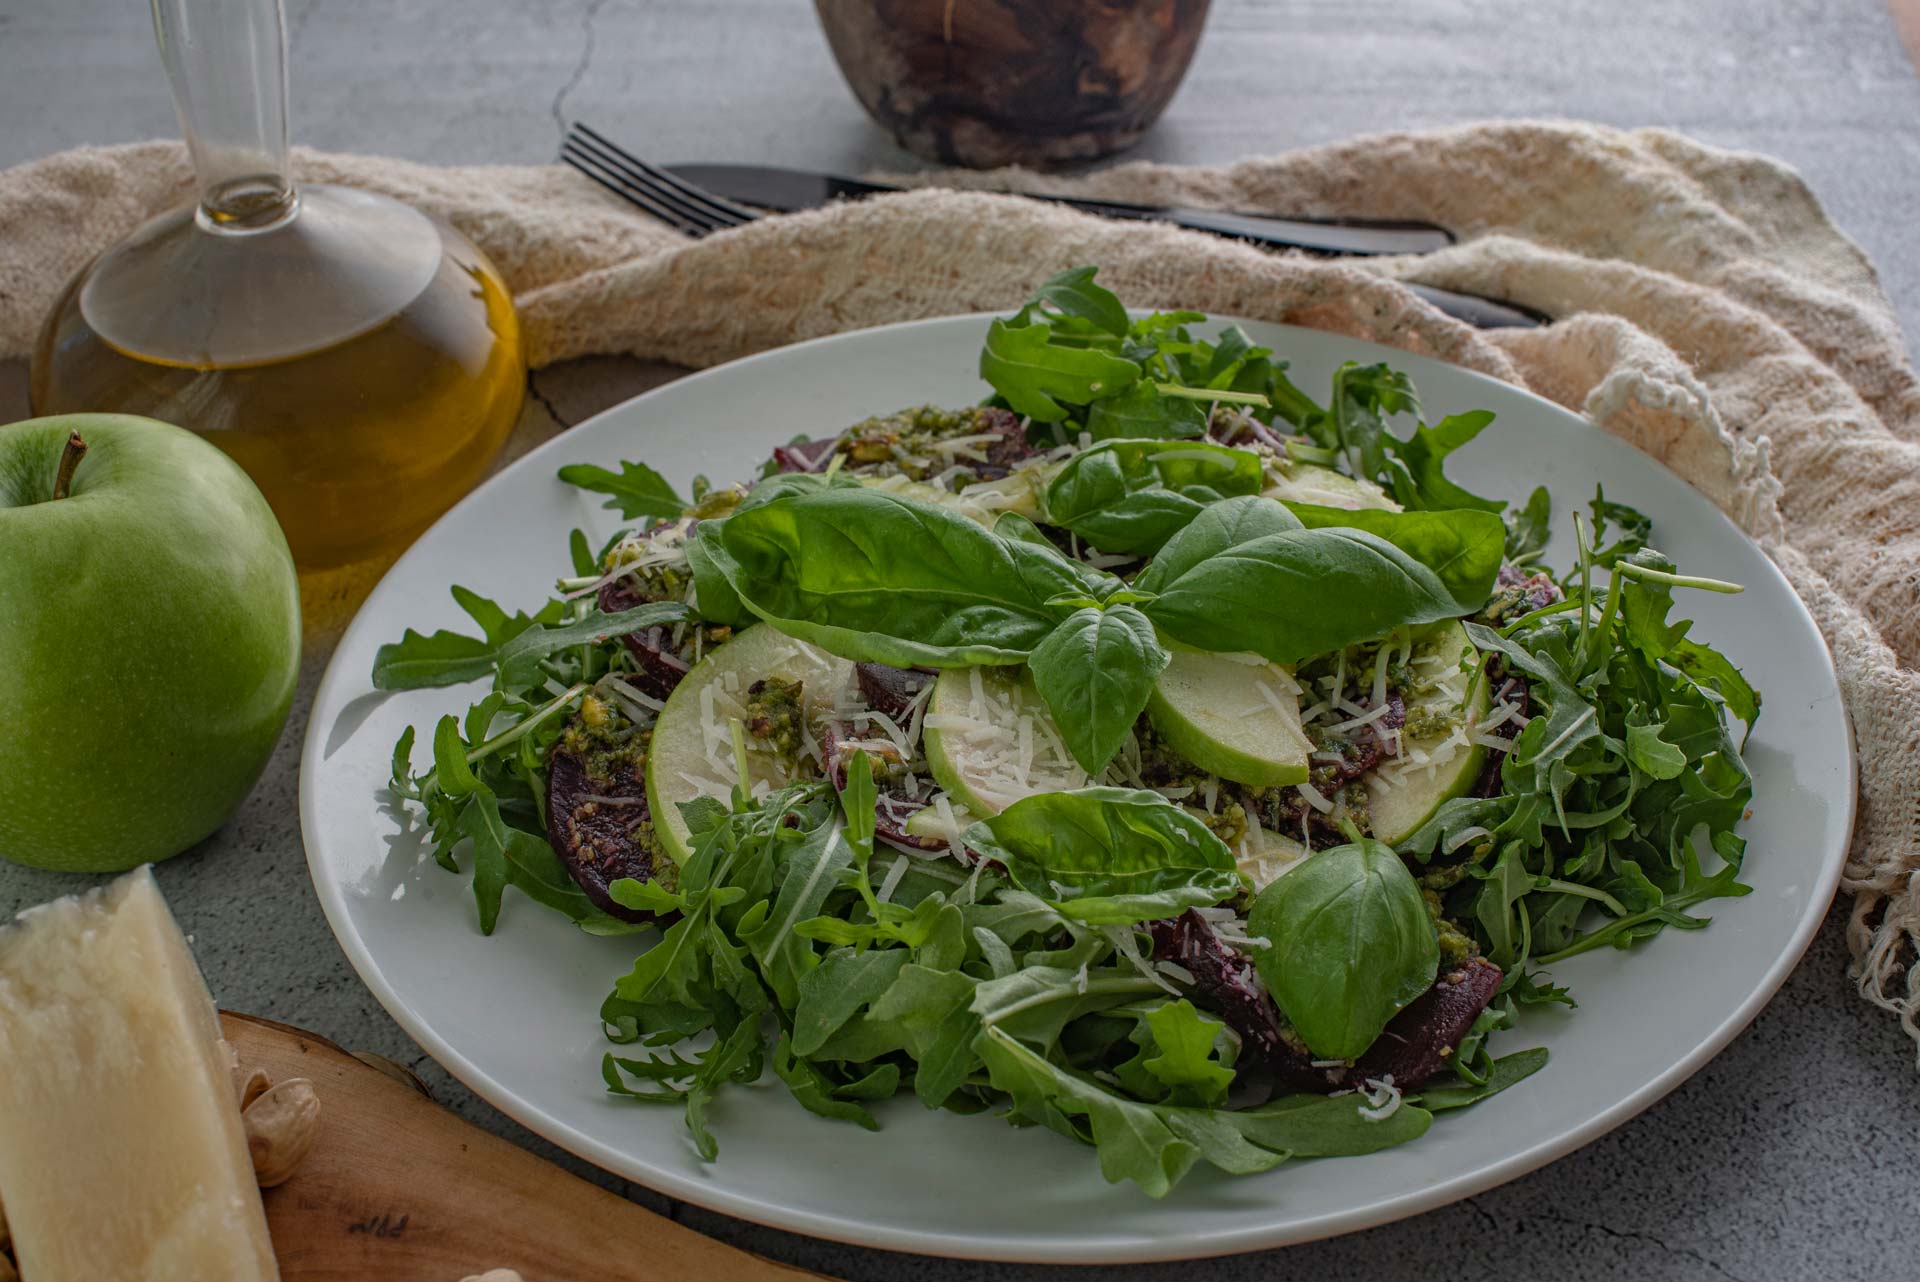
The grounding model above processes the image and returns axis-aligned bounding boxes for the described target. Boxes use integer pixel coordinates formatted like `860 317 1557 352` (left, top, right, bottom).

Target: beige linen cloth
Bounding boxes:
2 123 1916 1055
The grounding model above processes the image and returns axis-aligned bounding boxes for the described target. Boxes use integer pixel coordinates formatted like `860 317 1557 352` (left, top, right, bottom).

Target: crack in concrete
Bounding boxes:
1531 1212 1752 1282
286 0 318 54
527 369 574 430
550 0 611 138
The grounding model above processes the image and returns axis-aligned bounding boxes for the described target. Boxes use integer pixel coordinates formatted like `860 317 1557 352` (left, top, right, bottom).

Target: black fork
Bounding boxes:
559 122 1547 328
562 123 755 236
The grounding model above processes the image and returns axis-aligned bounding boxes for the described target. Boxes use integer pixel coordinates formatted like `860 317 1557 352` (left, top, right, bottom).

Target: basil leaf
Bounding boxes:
1247 838 1439 1060
685 521 750 625
1283 502 1505 614
1026 605 1170 773
1220 1091 1432 1155
714 488 1088 667
557 459 689 520
1030 264 1131 336
1084 382 1208 441
1044 439 1265 555
1143 527 1479 665
979 318 1141 422
963 787 1243 924
1133 494 1303 595
736 467 861 513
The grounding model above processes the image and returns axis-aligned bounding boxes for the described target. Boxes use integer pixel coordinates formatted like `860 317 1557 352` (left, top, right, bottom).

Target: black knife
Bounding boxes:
666 162 1546 330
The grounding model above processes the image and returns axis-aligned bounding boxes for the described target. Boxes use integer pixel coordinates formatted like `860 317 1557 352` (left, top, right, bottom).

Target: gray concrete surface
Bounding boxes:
4 2 1919 1279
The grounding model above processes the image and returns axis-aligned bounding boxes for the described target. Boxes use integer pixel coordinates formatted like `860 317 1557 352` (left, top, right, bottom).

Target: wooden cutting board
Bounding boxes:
220 1013 837 1282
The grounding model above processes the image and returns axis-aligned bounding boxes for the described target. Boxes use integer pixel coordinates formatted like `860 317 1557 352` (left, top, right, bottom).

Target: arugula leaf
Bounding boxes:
1043 439 1265 555
1381 410 1505 513
791 948 912 1056
1030 264 1131 336
496 601 692 687
738 816 853 1009
771 1035 881 1130
372 598 680 691
964 787 1243 924
1025 605 1169 774
1625 719 1687 779
557 459 690 520
1582 485 1652 571
1413 1047 1549 1111
1505 485 1552 565
979 319 1142 422
1133 1000 1236 1107
458 788 514 933
1283 502 1505 614
869 962 982 1108
1668 637 1761 726
1085 382 1208 441
1324 362 1419 482
371 589 566 689
1248 837 1439 1060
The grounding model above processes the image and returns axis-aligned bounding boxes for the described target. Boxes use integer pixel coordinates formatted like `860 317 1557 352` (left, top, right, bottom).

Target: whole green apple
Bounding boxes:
0 415 300 871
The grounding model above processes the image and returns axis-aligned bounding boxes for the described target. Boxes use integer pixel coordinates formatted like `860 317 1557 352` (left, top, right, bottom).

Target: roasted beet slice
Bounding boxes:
1472 671 1529 798
1340 956 1504 1089
1149 911 1298 1075
1208 410 1291 455
772 436 841 473
855 662 934 722
975 406 1039 478
545 745 666 924
598 578 692 699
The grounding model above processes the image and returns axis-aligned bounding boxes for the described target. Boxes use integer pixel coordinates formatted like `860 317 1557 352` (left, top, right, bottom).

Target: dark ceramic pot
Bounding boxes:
815 0 1211 169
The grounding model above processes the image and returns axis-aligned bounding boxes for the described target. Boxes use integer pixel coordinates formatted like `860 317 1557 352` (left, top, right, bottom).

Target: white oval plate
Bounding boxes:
302 316 1852 1263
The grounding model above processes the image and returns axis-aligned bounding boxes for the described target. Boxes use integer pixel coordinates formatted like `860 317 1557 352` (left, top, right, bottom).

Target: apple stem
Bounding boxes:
51 431 88 501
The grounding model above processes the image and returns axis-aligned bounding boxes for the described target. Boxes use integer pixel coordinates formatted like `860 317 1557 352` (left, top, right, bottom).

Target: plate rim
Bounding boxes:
300 311 1856 1262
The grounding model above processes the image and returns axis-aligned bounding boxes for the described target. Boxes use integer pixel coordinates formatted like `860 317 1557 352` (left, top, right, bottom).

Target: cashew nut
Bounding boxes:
233 1064 272 1110
459 1271 525 1282
242 1077 321 1187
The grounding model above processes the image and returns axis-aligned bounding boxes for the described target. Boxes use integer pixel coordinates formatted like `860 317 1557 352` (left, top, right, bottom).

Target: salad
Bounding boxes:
377 268 1760 1196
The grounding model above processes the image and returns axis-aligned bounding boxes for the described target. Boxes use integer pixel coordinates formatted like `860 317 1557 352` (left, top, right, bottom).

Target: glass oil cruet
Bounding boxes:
30 0 526 621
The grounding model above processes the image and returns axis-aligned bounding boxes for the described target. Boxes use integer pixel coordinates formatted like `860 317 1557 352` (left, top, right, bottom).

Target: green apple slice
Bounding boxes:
1262 461 1400 511
645 623 853 864
922 666 1087 816
1367 621 1492 845
1145 648 1312 788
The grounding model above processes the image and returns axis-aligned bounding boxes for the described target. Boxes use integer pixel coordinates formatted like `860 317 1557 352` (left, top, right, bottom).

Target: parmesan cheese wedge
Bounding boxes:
0 868 278 1282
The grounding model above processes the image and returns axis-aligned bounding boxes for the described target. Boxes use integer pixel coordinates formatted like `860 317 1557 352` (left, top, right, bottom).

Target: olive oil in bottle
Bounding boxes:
28 0 527 626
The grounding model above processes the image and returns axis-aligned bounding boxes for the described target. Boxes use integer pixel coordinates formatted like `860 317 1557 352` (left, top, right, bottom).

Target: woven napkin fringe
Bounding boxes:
2 121 1915 1057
